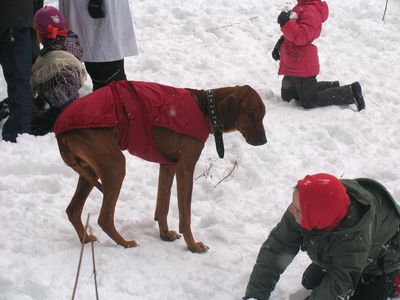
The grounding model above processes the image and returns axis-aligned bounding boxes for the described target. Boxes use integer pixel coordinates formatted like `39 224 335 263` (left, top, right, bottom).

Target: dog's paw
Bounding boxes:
122 240 138 248
188 242 209 253
160 230 181 242
82 234 97 244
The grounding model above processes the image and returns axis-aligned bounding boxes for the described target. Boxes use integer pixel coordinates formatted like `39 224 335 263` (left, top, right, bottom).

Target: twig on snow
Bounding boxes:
71 214 90 300
207 16 258 32
195 160 214 181
89 225 99 300
382 0 389 21
215 160 238 187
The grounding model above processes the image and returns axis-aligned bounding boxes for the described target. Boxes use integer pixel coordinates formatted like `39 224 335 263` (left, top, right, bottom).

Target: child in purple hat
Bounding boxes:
31 6 86 136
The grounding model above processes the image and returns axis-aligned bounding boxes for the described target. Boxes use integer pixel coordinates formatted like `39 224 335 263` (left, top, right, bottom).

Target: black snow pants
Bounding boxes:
85 59 127 91
281 75 355 109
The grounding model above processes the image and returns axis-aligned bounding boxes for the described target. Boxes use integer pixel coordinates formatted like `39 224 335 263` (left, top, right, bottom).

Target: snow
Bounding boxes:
1 0 400 299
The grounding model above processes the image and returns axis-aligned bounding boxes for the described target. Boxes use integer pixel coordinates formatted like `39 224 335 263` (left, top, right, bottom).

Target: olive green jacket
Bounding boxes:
245 178 400 300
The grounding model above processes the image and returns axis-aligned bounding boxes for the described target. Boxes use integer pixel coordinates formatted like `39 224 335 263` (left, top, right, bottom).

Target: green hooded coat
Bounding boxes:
245 178 400 300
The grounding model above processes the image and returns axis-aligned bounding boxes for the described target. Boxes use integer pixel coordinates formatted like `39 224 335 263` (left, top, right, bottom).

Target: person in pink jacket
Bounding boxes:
272 0 365 111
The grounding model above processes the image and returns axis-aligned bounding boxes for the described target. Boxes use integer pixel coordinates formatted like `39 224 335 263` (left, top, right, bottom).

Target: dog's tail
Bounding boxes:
56 134 104 193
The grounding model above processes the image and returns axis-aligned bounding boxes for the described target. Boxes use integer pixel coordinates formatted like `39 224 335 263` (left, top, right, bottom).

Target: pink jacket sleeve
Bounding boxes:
281 9 321 46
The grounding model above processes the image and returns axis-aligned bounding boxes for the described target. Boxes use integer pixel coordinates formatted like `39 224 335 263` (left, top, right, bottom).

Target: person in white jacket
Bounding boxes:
58 0 138 90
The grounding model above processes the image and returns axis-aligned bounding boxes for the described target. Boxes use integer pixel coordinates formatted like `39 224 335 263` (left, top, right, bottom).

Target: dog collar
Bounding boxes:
206 90 224 159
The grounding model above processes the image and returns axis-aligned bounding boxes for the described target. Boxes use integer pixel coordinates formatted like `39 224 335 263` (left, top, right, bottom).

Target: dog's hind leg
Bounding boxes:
67 175 97 243
155 164 181 241
97 149 137 248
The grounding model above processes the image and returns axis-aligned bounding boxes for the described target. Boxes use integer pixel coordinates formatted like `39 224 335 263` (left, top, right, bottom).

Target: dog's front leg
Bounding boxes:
176 164 208 253
175 142 209 253
155 164 181 241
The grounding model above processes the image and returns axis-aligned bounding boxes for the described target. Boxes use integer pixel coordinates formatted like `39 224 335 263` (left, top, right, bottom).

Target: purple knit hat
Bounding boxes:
34 6 66 30
34 6 67 41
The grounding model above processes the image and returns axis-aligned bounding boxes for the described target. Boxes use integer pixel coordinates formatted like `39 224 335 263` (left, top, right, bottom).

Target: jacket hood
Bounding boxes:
298 0 329 23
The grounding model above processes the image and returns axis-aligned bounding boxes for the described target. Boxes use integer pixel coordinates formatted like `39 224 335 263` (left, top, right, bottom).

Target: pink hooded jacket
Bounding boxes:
279 0 329 77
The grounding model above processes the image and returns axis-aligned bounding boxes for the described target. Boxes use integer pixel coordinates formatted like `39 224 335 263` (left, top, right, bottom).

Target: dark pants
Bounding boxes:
281 76 355 109
85 59 126 91
0 27 33 142
302 263 398 300
32 0 43 63
31 29 40 63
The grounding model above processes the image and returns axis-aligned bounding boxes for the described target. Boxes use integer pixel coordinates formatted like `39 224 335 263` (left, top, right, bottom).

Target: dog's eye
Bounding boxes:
248 111 257 121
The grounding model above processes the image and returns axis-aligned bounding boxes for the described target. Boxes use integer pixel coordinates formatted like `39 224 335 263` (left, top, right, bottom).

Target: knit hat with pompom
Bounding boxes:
33 6 68 41
297 173 350 231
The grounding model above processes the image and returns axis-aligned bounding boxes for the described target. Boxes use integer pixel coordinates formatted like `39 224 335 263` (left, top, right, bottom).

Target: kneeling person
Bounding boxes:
31 6 85 136
244 173 400 300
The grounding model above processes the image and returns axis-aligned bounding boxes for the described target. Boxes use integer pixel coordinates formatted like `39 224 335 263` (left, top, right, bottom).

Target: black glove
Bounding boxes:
88 0 105 19
277 10 291 28
272 36 284 61
301 263 327 290
33 95 46 110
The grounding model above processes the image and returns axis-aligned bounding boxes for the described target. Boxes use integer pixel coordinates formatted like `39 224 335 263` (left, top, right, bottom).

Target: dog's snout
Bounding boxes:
256 135 267 145
247 135 267 146
245 130 267 146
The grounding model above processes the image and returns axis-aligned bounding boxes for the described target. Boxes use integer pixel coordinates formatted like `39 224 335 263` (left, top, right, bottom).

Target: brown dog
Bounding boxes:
55 80 266 253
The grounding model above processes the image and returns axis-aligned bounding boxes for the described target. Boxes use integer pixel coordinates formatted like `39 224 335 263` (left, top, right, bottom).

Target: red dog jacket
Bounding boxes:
54 80 211 164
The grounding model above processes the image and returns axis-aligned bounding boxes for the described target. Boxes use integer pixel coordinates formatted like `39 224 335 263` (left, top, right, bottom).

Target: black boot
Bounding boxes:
351 81 365 111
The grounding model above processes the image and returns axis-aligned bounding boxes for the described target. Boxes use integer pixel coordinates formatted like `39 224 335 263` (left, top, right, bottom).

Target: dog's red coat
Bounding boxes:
54 81 211 163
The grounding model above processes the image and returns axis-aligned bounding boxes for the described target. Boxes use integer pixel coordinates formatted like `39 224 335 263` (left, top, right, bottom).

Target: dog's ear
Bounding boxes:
217 93 239 130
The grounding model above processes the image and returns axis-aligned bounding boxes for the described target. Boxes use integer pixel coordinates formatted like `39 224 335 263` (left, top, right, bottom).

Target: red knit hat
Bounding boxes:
297 173 350 231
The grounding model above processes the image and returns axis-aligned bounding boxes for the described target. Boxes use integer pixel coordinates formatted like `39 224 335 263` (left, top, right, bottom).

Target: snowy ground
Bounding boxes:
1 0 400 299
